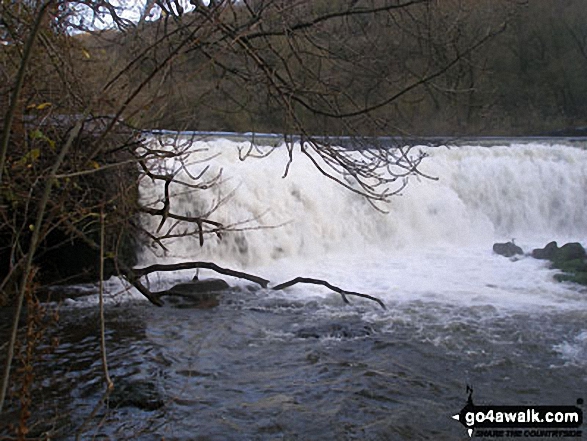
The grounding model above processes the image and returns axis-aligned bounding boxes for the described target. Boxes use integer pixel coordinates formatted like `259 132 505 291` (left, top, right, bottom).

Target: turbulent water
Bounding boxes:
1 138 586 440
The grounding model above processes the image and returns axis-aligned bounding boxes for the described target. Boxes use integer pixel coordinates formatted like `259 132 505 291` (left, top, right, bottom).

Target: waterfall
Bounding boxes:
138 138 587 268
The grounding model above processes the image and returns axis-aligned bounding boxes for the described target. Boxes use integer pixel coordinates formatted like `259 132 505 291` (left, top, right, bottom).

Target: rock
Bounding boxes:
492 241 523 257
553 258 587 274
552 242 586 267
160 278 230 308
535 242 587 287
531 241 559 260
108 379 164 411
166 278 230 295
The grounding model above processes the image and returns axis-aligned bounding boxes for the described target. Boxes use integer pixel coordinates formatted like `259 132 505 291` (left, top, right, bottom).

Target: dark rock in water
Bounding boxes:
531 241 559 260
160 278 230 308
108 379 164 411
553 243 587 287
552 242 586 267
166 278 230 295
493 241 523 257
295 323 374 339
533 242 587 287
554 258 587 274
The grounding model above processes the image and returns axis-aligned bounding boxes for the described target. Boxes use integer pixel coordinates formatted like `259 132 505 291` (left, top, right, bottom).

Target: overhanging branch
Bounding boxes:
133 261 270 287
272 277 386 309
128 262 385 309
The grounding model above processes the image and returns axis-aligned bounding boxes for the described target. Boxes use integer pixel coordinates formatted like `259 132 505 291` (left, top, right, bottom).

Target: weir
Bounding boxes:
146 130 587 148
138 137 587 269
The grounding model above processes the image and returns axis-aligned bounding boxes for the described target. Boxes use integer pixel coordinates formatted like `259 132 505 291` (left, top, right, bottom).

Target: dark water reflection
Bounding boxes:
1 289 585 440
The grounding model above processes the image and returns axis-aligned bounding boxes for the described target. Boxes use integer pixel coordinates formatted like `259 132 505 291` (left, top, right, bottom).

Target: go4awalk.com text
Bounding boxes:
452 387 583 438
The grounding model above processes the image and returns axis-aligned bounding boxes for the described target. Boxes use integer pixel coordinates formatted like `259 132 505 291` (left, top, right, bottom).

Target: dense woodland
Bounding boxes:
53 0 587 136
3 0 587 138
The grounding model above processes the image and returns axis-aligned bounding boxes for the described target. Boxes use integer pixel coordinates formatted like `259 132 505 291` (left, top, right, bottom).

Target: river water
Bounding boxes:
1 138 586 440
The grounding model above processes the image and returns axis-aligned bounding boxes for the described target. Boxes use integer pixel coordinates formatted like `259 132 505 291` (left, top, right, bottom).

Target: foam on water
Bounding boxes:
135 138 587 309
553 330 587 366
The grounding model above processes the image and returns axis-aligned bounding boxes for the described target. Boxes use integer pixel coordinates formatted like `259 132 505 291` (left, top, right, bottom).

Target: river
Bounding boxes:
1 137 586 440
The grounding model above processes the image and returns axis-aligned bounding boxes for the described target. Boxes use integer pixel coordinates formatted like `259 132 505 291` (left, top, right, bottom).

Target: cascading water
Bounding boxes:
138 139 587 269
3 137 586 440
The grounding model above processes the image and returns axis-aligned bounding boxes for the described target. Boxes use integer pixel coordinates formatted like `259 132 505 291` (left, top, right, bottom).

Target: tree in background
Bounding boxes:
4 0 580 436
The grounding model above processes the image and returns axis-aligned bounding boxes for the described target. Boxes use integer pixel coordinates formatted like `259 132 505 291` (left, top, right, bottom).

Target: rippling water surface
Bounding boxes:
2 250 586 440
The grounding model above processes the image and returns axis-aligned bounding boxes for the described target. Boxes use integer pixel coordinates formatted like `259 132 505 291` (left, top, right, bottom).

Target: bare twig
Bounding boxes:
99 209 113 390
0 116 84 415
272 276 386 309
129 261 385 310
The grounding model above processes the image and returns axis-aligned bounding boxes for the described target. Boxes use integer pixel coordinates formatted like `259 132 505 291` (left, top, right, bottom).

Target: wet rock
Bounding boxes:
165 278 230 295
553 258 587 274
160 278 230 308
492 241 523 257
295 323 374 339
533 242 587 287
108 379 164 411
552 242 586 267
531 241 559 260
551 243 587 287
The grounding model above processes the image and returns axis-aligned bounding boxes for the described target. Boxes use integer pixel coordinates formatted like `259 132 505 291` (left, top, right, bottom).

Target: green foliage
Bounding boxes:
28 129 55 150
554 272 587 286
553 258 587 273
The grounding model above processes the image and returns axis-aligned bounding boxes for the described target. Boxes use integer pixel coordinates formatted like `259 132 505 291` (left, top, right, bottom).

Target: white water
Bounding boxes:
140 140 586 256
137 140 583 276
120 138 587 364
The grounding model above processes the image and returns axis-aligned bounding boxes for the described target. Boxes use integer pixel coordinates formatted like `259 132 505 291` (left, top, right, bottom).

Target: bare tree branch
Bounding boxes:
271 276 386 309
132 261 270 287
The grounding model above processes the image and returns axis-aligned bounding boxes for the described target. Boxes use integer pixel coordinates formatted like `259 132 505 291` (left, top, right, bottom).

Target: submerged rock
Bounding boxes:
493 241 523 257
160 278 230 308
108 379 164 411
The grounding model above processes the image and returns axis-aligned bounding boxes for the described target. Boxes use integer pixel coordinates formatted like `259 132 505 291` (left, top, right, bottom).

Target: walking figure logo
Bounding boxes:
452 385 583 438
452 385 476 437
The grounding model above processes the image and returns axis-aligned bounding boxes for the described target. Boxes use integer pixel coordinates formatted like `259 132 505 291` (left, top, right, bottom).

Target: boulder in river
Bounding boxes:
160 278 230 308
492 241 523 257
108 379 164 411
531 241 559 260
531 241 587 287
552 242 586 268
550 243 587 287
